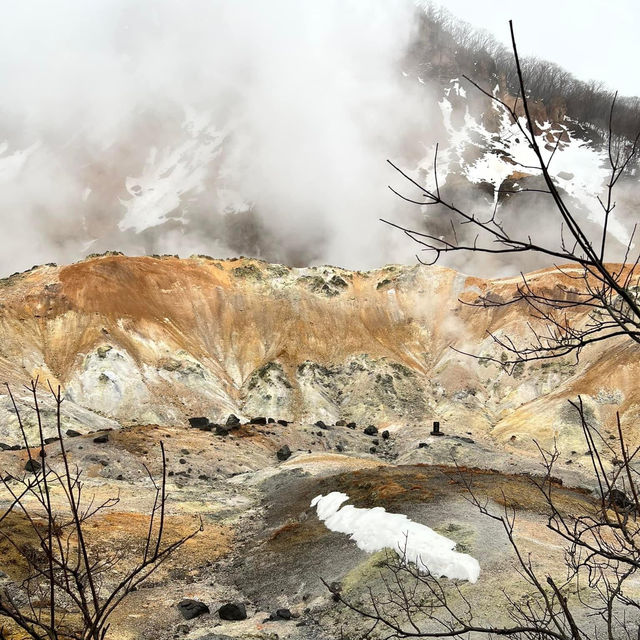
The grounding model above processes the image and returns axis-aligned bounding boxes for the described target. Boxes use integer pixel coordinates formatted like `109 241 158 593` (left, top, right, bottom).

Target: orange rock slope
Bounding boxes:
0 254 637 454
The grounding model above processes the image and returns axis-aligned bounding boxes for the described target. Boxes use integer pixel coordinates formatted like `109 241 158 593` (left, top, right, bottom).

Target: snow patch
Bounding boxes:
311 492 480 583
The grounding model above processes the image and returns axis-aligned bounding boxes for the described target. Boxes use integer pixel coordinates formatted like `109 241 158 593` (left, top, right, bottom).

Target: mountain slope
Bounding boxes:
0 254 638 460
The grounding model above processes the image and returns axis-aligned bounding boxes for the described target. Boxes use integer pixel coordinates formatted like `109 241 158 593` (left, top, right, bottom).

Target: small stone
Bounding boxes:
188 417 210 429
66 429 81 438
177 599 209 620
268 418 275 423
335 420 346 426
226 414 241 427
315 420 329 430
25 459 41 473
418 442 429 449
93 435 109 444
44 437 59 444
277 445 292 461
364 425 378 436
215 424 233 436
277 419 290 426
218 602 247 621
275 608 292 620
369 446 377 454
346 422 356 429
252 417 267 425
382 430 390 440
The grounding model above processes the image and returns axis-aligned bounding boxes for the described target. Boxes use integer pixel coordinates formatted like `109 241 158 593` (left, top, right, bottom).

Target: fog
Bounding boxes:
0 1 636 279
0 0 448 276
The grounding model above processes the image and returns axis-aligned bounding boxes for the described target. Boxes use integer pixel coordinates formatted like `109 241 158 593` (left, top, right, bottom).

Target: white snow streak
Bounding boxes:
311 492 480 583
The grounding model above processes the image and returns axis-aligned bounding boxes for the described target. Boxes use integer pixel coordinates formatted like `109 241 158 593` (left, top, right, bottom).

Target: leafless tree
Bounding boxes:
391 20 640 370
329 19 640 640
330 399 640 639
0 378 201 640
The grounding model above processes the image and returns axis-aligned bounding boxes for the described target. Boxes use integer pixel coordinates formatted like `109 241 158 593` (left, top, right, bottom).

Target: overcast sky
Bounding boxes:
439 0 640 97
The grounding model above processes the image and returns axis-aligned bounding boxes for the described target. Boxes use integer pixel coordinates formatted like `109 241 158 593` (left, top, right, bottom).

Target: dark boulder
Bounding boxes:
252 417 267 425
268 418 275 424
608 488 635 511
277 445 292 461
177 599 210 620
346 422 356 429
93 434 109 444
335 420 346 426
215 424 234 436
277 419 290 426
188 417 210 429
381 430 390 440
66 429 81 438
44 437 59 445
271 608 292 620
418 442 429 449
218 602 247 621
226 414 241 427
364 425 378 436
0 443 11 451
315 420 329 430
25 459 41 473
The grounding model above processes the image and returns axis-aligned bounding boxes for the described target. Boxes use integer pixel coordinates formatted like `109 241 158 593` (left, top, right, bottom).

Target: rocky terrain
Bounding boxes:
0 254 638 639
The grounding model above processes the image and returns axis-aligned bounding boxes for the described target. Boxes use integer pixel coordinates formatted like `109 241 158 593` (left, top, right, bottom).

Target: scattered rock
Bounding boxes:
335 420 346 426
213 424 230 436
277 445 292 461
381 430 390 440
188 417 209 429
270 608 292 621
268 417 275 424
218 602 247 621
346 422 356 429
25 459 41 473
315 420 329 430
44 437 59 444
66 429 81 438
252 416 267 425
0 443 11 451
277 419 290 426
93 435 109 444
369 447 377 454
418 442 429 448
177 599 210 620
364 425 378 436
608 488 635 511
226 414 241 427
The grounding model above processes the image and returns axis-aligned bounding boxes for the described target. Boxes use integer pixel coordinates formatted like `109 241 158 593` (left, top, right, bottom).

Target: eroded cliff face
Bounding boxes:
0 254 637 457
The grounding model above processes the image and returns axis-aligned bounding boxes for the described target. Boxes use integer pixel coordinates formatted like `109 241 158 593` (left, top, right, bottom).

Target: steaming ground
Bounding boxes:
1 1 638 278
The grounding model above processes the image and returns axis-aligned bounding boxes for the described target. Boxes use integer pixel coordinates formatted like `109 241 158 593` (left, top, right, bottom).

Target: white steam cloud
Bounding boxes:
0 0 441 276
